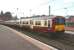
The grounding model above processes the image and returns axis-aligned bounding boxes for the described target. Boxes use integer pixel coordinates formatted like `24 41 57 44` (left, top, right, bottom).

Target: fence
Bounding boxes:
65 22 74 31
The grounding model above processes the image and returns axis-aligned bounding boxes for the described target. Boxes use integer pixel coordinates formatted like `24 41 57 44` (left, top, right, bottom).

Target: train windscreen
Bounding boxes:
55 17 65 24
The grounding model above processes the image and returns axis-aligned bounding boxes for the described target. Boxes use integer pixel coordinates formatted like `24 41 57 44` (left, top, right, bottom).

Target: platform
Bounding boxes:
65 27 74 34
65 31 74 34
0 25 57 50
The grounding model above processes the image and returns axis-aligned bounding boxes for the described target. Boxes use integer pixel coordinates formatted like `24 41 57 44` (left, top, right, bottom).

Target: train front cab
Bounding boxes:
51 16 65 33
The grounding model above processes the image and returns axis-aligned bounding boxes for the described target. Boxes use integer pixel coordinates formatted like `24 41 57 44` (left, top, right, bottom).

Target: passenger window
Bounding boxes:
20 21 21 24
16 22 19 24
25 21 28 24
30 20 33 25
35 21 41 25
44 20 47 26
48 21 50 27
23 22 25 24
23 21 28 24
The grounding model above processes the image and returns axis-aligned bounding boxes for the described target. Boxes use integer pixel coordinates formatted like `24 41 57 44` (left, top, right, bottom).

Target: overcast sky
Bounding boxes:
0 0 74 18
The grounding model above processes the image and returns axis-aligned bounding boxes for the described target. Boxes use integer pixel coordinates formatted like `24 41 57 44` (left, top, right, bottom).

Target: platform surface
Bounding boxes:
0 25 57 50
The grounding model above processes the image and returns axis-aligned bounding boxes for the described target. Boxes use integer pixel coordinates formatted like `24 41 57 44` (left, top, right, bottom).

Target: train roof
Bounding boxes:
20 15 56 20
5 15 64 22
17 15 64 21
4 20 20 22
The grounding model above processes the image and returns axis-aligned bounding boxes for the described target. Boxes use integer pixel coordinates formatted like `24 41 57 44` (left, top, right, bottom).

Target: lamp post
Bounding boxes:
30 9 32 17
49 5 51 16
64 8 67 16
49 0 54 16
16 8 19 17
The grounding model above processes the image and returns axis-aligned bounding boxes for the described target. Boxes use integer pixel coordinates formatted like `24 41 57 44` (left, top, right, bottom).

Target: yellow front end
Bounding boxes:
55 25 65 32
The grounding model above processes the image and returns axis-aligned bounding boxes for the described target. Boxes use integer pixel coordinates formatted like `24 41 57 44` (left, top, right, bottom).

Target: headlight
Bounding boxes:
55 26 58 29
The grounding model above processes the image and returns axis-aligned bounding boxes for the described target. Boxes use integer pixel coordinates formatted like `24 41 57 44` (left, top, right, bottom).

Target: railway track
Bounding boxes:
57 34 74 46
3 25 74 50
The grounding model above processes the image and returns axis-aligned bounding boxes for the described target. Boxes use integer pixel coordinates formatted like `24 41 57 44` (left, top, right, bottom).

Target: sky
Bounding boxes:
0 0 74 18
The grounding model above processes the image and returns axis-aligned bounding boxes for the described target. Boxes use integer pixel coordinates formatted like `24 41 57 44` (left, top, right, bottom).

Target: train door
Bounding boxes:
48 20 51 32
48 19 52 28
48 20 50 28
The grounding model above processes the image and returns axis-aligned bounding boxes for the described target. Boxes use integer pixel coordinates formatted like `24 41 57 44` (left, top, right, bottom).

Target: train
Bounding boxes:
3 15 65 34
